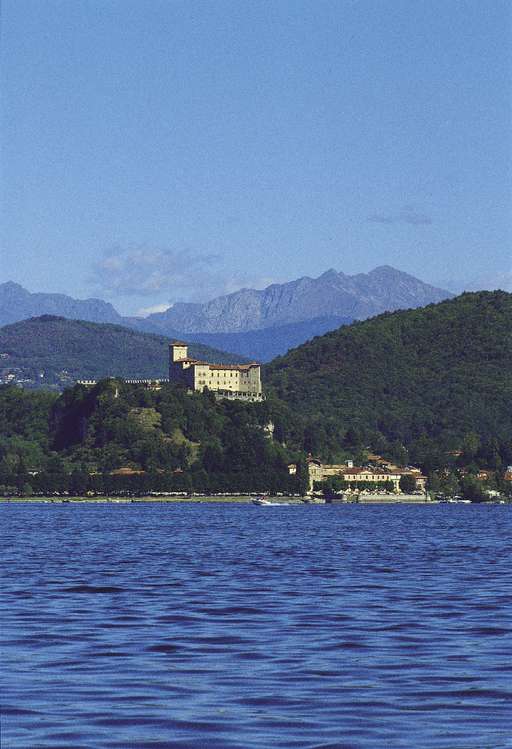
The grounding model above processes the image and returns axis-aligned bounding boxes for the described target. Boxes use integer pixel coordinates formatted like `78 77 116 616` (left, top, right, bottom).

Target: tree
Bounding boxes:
295 458 309 496
439 471 461 497
202 441 224 473
69 469 89 496
399 474 417 494
461 475 486 503
39 454 68 493
461 432 481 463
16 455 29 492
344 427 362 450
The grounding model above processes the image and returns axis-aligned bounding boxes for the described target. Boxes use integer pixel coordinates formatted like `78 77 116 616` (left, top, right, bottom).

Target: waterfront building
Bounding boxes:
297 458 427 494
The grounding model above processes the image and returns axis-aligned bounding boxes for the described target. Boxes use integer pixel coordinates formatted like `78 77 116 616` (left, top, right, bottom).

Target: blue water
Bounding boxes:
1 503 511 749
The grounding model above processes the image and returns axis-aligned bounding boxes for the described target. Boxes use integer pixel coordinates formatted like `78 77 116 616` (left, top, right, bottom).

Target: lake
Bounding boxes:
1 502 511 748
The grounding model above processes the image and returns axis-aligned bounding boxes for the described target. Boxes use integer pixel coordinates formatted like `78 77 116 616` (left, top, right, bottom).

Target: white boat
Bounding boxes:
252 496 289 506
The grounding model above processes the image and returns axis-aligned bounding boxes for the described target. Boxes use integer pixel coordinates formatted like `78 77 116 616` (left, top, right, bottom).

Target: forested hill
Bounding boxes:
265 291 512 465
0 316 248 389
0 380 305 495
0 293 511 497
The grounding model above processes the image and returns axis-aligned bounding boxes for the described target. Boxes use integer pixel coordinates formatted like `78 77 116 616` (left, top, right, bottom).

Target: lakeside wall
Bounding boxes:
357 493 432 503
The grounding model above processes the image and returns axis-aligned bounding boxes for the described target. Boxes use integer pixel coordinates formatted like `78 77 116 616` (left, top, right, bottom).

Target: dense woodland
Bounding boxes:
0 381 306 496
0 291 511 499
265 291 512 473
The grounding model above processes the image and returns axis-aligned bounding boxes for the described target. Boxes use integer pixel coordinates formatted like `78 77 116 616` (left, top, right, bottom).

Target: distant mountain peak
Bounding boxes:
368 264 414 278
320 268 338 279
1 280 27 294
370 264 400 274
0 281 124 328
145 266 453 333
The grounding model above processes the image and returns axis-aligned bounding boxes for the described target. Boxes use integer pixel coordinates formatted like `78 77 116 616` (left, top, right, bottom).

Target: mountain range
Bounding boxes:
0 267 452 360
141 265 452 333
0 281 124 327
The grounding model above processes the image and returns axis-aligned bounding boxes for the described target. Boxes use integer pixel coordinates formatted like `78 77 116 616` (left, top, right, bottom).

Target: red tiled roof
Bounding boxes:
207 363 259 371
340 467 402 477
175 358 259 370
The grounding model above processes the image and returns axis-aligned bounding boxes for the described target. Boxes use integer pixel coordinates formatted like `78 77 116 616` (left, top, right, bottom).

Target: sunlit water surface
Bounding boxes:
1 502 511 748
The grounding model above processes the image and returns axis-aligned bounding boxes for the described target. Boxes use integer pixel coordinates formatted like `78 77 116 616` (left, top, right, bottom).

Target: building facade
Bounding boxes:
169 342 263 401
297 458 427 494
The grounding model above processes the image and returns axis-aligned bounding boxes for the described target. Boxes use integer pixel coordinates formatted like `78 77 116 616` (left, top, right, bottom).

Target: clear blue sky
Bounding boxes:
2 0 511 314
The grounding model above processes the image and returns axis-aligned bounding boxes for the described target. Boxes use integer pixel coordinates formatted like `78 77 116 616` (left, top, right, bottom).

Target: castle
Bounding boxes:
169 342 263 401
78 342 263 401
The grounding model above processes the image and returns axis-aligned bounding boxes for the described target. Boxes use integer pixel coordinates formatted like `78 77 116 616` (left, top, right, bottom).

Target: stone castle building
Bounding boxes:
169 342 263 401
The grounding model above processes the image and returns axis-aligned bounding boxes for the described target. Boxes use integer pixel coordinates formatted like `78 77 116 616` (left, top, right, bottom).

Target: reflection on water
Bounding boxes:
1 503 511 748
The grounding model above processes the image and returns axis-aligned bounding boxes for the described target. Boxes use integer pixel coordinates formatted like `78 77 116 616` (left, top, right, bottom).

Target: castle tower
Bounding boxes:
170 341 188 362
169 341 189 383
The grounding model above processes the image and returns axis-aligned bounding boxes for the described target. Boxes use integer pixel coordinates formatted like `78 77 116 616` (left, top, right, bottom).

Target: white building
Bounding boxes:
169 342 263 401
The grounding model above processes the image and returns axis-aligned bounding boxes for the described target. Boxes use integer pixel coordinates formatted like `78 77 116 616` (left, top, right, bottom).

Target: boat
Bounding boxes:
252 496 289 506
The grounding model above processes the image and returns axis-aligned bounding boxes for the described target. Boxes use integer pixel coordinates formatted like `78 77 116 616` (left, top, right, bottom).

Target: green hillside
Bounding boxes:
0 316 248 389
0 380 305 495
0 293 510 498
265 291 512 467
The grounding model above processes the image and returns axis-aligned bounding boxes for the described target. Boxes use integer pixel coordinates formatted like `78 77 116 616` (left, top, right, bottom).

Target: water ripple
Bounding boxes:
1 502 511 748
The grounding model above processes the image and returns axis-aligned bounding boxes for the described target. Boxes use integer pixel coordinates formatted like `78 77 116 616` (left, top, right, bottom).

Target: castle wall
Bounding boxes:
238 366 261 395
169 360 193 387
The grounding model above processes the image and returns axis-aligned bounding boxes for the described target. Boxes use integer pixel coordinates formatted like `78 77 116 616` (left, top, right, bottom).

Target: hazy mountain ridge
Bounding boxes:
440 271 512 295
145 266 453 333
0 282 125 326
182 315 354 362
0 267 452 359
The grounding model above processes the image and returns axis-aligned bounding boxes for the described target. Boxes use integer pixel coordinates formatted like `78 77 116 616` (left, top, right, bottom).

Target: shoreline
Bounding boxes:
0 496 261 504
2 496 504 505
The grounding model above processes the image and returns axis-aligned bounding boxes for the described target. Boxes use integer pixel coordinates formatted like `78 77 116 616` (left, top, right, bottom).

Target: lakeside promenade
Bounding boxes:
0 494 439 504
